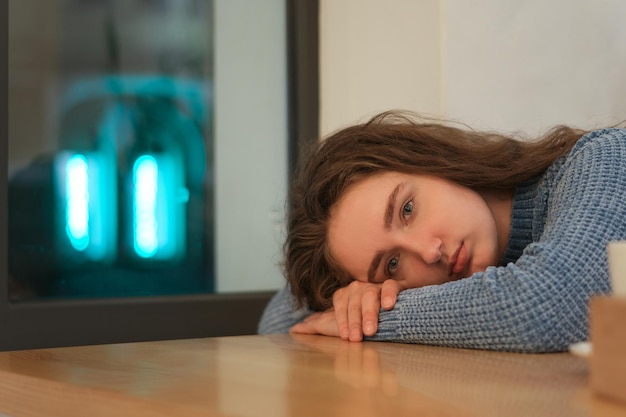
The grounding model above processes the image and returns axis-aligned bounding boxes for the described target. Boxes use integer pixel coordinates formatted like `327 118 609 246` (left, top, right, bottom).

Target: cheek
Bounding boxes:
457 199 500 272
400 257 448 288
470 230 500 272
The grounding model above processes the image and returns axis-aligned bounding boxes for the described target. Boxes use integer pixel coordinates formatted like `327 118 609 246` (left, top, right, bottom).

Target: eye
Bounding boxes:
402 200 414 220
386 256 399 276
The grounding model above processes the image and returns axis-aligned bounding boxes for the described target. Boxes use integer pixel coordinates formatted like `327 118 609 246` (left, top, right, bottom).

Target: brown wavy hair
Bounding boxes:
286 110 586 311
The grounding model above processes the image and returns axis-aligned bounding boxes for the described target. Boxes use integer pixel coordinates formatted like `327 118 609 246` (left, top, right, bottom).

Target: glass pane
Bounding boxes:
8 0 215 301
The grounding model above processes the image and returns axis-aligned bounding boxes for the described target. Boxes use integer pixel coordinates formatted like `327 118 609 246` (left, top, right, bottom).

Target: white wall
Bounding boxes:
320 0 626 136
320 0 442 134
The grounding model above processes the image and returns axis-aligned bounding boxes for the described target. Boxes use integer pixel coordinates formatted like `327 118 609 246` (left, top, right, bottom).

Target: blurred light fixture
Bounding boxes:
132 153 186 261
55 151 116 263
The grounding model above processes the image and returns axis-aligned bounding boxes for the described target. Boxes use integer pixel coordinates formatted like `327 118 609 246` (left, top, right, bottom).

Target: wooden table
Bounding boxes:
0 334 624 417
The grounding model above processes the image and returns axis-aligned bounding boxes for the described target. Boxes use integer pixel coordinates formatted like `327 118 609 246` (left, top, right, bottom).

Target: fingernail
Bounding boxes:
363 321 375 335
341 328 349 339
383 297 393 308
350 328 362 342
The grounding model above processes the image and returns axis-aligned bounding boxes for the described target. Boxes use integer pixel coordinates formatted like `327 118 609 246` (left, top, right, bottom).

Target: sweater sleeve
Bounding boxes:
371 128 626 352
257 285 312 334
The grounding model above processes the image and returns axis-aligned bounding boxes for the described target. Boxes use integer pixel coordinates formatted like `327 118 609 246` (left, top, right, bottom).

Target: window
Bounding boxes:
0 0 318 350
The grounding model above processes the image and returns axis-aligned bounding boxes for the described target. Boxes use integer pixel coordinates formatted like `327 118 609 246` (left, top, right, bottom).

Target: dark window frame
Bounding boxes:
0 0 319 351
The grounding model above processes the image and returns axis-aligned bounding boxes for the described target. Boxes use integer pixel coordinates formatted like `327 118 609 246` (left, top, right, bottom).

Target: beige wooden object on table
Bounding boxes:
0 334 623 417
590 296 626 405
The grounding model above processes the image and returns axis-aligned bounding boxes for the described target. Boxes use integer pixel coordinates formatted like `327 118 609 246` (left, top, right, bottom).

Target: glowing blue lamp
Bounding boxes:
132 154 186 260
65 155 90 251
55 151 117 262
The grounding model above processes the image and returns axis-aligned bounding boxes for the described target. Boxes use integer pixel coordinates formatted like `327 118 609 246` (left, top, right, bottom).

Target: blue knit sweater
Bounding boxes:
258 128 626 352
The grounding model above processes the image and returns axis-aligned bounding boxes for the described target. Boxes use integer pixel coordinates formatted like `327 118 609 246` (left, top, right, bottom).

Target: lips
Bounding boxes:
449 242 469 276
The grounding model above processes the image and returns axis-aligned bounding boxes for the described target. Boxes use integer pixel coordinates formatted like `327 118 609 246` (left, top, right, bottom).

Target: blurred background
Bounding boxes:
7 0 626 305
8 0 289 302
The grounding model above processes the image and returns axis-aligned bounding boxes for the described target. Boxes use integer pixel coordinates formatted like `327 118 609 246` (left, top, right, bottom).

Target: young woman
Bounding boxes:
258 111 626 352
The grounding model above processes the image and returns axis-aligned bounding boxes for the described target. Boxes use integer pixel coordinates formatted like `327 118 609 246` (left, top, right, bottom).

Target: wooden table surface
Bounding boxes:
0 334 624 417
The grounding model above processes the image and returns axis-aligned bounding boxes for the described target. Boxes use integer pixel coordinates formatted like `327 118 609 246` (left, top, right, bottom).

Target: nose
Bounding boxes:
398 233 443 265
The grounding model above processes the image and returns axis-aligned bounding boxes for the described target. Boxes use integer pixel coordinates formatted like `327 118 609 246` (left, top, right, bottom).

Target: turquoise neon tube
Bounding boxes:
133 155 159 257
65 154 90 251
132 154 186 260
55 151 116 263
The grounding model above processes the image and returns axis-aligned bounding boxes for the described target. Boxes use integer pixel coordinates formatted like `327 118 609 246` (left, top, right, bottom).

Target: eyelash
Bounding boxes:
385 199 414 277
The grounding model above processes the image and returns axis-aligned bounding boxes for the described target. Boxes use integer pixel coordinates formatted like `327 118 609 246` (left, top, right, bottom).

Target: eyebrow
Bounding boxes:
367 183 402 282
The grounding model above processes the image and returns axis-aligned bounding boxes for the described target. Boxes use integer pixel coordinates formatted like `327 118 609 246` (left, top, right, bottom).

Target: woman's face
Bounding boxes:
327 172 511 288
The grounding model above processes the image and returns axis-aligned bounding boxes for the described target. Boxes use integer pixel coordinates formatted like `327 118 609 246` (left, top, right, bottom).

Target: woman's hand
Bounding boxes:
290 309 341 337
333 280 404 342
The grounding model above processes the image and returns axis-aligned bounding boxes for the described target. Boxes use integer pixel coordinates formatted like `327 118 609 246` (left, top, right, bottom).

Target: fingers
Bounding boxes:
347 292 364 342
333 288 350 340
290 310 341 337
380 279 403 310
293 280 405 344
290 313 323 334
290 320 317 335
361 288 380 337
334 281 382 342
